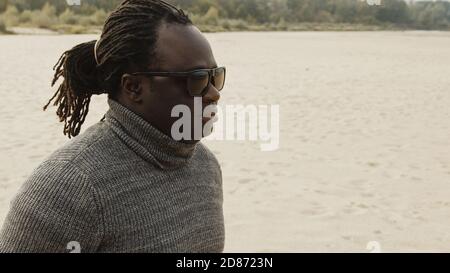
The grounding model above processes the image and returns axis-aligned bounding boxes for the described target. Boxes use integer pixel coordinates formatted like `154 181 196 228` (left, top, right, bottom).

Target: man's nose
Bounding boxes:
202 83 221 104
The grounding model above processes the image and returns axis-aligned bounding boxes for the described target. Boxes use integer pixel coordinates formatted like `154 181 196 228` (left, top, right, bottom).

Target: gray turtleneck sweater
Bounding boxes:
0 99 224 253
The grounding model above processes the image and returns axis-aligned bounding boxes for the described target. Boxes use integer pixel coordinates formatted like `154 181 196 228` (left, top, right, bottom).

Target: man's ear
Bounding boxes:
121 74 146 103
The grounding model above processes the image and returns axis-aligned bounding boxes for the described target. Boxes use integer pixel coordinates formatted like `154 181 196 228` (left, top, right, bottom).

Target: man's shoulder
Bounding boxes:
12 123 116 214
12 157 95 217
44 121 124 174
16 123 110 207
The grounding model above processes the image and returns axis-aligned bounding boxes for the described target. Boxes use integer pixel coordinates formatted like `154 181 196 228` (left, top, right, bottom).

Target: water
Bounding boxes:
1 32 450 252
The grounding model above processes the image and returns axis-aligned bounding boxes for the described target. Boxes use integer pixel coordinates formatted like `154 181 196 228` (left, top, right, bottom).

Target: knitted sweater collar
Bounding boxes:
104 98 198 169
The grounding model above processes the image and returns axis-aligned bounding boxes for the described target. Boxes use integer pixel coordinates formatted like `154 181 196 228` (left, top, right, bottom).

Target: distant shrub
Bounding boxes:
59 9 78 25
0 0 7 13
41 3 57 18
31 11 55 28
66 25 87 34
79 16 94 27
23 3 58 29
277 18 288 31
3 5 19 26
90 9 107 25
201 6 219 25
227 19 248 31
19 10 33 24
0 16 6 33
189 13 201 25
220 19 230 30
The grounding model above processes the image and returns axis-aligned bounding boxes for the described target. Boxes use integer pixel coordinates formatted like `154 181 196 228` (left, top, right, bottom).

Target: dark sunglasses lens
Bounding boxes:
188 71 209 96
213 68 226 91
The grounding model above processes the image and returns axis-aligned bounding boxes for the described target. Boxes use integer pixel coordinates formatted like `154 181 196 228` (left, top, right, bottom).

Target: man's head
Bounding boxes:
45 0 223 140
119 22 222 141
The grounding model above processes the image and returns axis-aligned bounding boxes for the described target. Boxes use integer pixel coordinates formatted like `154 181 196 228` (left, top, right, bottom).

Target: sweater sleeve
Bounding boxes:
0 160 103 253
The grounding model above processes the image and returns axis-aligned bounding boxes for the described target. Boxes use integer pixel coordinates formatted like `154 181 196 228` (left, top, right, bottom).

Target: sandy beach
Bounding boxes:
1 31 450 252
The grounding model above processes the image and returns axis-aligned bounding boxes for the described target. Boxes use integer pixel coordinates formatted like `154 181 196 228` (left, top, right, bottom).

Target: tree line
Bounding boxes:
1 0 450 33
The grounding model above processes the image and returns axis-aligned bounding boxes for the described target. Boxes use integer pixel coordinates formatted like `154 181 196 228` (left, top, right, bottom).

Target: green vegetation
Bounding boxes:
0 18 6 34
1 0 450 34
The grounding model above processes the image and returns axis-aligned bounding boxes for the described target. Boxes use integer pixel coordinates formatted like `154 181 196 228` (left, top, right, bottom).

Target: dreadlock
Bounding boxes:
44 0 192 138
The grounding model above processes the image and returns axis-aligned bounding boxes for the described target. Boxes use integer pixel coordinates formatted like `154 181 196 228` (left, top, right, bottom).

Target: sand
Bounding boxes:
1 31 450 252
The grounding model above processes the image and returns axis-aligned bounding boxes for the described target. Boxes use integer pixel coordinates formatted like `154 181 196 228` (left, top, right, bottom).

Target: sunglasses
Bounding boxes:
132 67 226 97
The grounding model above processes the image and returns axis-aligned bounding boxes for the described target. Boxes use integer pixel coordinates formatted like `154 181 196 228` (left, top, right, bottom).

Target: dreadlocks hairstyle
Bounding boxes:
44 0 192 138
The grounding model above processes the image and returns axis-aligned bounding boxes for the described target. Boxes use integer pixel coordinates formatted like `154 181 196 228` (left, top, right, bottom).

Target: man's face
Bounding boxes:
126 23 221 141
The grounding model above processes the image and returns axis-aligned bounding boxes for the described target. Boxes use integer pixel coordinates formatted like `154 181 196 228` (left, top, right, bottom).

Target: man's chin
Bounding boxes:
176 130 213 144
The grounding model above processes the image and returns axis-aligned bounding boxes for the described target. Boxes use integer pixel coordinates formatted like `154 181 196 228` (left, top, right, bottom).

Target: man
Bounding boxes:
0 0 226 253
